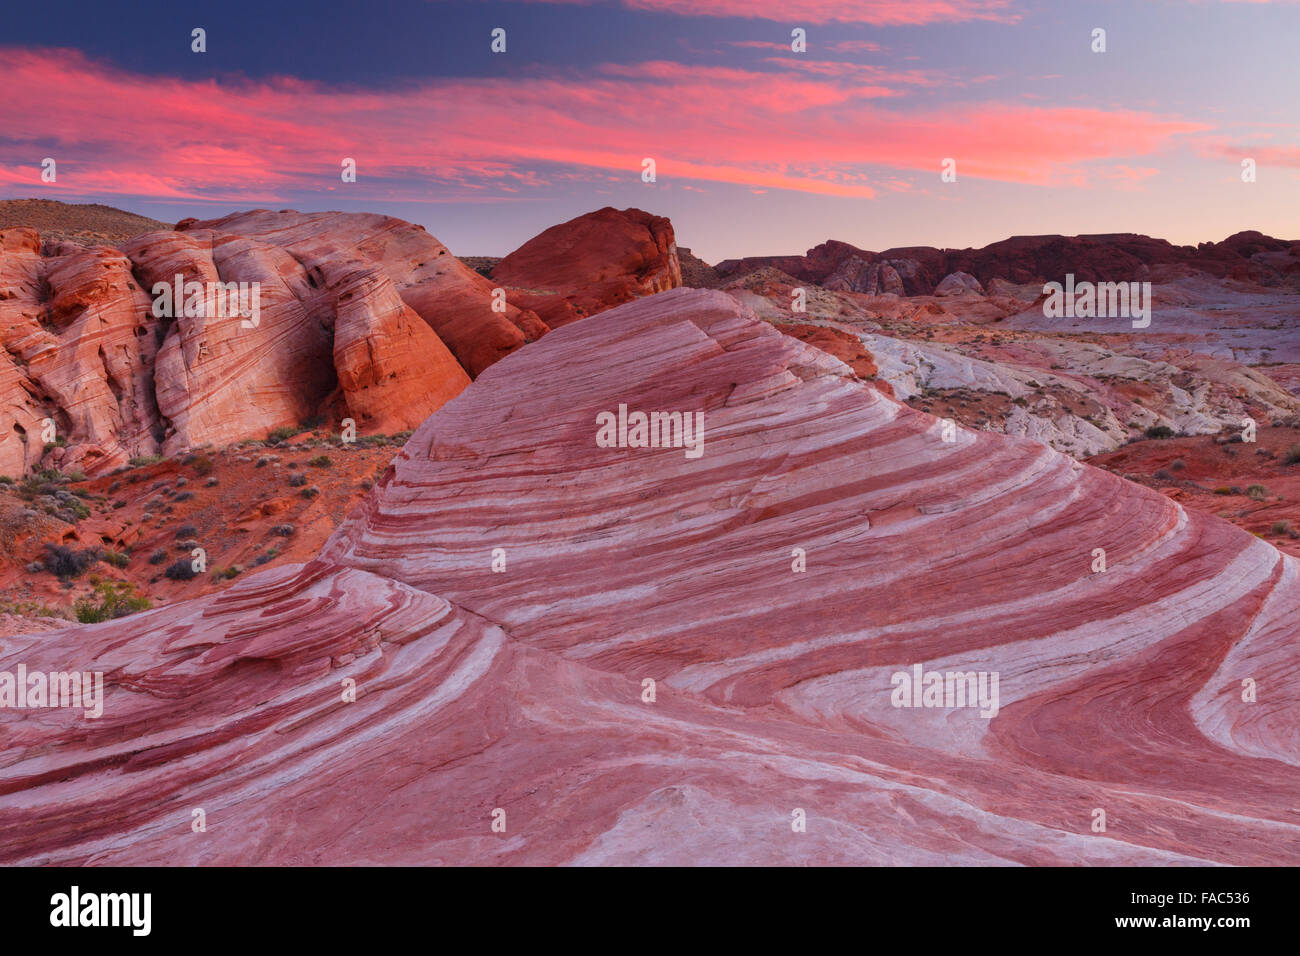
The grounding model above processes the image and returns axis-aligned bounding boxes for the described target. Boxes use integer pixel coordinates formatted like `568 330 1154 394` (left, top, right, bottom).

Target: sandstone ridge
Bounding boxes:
5 289 1297 865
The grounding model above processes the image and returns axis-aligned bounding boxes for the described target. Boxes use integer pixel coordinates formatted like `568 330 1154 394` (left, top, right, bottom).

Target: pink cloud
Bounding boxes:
0 48 1208 205
1206 142 1300 168
825 40 885 53
520 0 1021 25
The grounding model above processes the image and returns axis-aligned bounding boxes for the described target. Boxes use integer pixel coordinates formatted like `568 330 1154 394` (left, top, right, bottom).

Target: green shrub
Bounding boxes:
1144 425 1175 440
129 454 164 468
74 580 151 623
0 599 66 620
307 455 332 468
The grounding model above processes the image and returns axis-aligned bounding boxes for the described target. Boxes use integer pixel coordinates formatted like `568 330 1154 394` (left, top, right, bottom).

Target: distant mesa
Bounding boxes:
714 230 1300 295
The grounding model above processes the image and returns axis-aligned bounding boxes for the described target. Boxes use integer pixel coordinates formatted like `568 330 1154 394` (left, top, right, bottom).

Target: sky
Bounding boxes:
1 0 1297 262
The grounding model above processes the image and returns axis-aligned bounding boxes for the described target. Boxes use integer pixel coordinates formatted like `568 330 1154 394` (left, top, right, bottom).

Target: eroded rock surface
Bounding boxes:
5 289 1298 866
0 210 537 476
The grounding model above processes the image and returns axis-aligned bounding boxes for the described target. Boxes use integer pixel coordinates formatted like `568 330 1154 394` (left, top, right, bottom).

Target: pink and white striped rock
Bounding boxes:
4 289 1298 865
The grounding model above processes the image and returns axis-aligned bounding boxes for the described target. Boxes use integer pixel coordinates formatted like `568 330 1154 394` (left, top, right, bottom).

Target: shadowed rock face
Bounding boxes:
491 206 681 327
0 210 543 476
4 289 1298 865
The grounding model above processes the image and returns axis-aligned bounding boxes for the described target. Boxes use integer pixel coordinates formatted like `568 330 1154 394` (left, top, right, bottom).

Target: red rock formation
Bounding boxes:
0 210 528 475
4 289 1298 865
187 210 546 377
330 266 471 435
0 228 161 477
778 321 889 393
491 207 681 327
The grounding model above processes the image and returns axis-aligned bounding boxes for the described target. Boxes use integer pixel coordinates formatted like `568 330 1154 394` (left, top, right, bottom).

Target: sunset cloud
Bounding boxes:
0 48 1208 206
522 0 1021 25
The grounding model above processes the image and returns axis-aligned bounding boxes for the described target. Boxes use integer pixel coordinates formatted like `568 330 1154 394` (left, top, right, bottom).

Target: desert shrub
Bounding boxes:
164 559 198 581
1144 425 1175 440
252 548 279 567
175 524 198 539
1153 469 1173 481
148 549 168 565
212 565 243 580
1213 487 1232 496
272 524 294 537
1247 484 1268 500
0 475 12 485
52 497 91 521
185 453 215 476
1284 445 1300 465
1169 459 1185 471
205 477 219 487
289 473 308 487
174 491 194 503
43 544 102 578
129 454 164 468
74 580 151 623
102 549 131 569
0 599 66 620
266 426 297 444
307 455 332 468
18 469 65 499
1271 520 1293 536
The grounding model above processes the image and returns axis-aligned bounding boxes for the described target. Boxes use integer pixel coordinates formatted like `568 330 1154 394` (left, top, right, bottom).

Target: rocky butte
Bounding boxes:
0 204 686 480
1 289 1296 865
